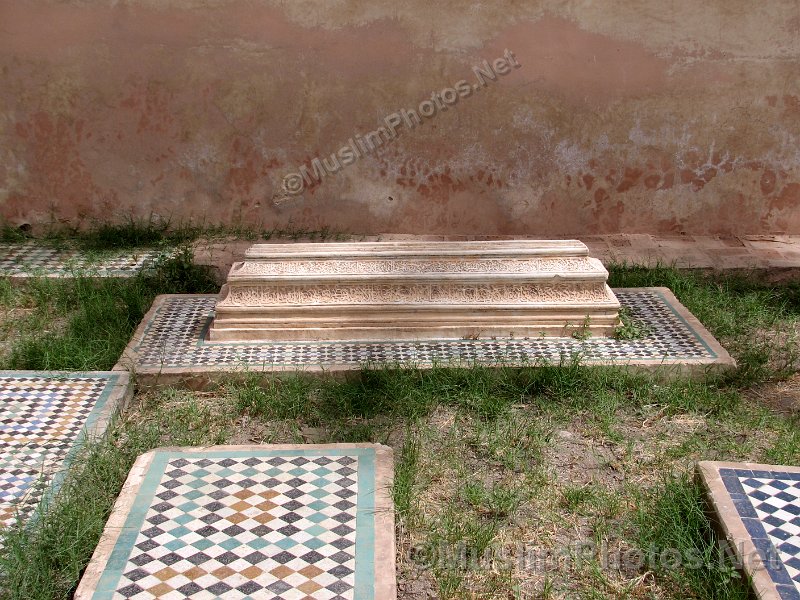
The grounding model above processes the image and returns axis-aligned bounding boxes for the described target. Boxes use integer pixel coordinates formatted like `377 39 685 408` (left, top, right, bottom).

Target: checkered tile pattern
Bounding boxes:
112 455 360 599
741 474 800 591
0 244 172 277
721 468 800 598
132 290 716 369
0 375 111 526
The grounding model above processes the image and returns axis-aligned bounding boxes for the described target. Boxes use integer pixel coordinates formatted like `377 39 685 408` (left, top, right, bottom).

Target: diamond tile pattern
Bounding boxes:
0 374 116 526
113 454 361 599
0 244 172 277
132 290 716 370
721 468 800 599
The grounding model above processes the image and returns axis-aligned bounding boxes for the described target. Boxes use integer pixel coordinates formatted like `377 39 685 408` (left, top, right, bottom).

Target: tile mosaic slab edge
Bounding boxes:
698 461 800 600
0 371 132 529
0 245 173 278
75 444 396 600
114 289 735 385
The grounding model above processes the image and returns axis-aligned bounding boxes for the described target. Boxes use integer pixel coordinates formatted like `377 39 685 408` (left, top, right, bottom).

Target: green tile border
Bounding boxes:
652 289 716 357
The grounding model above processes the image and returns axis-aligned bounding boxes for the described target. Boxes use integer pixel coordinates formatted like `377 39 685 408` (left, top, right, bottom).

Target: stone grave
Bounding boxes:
209 240 621 342
698 461 800 600
0 244 172 278
116 240 735 386
75 444 396 600
0 371 130 529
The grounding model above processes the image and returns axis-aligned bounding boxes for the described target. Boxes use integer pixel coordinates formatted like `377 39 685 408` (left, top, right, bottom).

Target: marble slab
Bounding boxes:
210 240 621 341
75 444 396 600
698 461 800 600
0 371 131 528
116 288 735 388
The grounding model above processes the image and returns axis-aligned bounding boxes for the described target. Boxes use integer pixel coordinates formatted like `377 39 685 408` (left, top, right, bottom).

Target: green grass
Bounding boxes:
0 360 790 599
0 258 797 598
612 306 652 340
393 429 422 518
561 484 600 512
0 217 354 251
609 264 800 384
0 224 30 244
633 475 749 600
66 218 201 251
0 248 217 371
462 480 525 519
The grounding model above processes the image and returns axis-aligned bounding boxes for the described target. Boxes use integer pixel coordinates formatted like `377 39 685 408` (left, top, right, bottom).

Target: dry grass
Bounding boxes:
384 397 784 599
1 262 799 599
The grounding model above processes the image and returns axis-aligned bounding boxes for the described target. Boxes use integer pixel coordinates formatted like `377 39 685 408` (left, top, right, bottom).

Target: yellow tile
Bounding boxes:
270 564 294 579
240 565 264 579
153 566 179 582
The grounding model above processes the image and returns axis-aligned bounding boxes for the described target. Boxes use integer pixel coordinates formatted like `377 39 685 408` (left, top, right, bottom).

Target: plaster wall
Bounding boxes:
1 1 799 235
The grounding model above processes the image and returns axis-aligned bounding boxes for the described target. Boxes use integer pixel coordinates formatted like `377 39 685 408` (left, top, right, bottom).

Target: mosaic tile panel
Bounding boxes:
0 244 172 277
699 462 800 600
125 289 728 372
0 372 126 527
76 446 395 600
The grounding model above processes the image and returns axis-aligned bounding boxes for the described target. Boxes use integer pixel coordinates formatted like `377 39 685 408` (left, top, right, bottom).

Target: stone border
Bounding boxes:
75 443 396 600
114 288 735 388
74 448 156 600
697 461 800 600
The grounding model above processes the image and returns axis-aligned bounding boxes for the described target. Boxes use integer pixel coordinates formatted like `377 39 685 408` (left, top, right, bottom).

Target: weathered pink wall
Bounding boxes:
1 1 799 235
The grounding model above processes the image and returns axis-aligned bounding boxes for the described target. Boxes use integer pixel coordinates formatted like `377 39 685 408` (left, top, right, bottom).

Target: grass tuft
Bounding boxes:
3 249 217 371
392 429 421 518
634 474 749 600
613 306 652 340
70 217 200 251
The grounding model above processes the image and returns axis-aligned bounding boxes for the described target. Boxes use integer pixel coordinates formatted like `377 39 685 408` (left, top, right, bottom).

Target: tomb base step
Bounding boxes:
209 304 620 341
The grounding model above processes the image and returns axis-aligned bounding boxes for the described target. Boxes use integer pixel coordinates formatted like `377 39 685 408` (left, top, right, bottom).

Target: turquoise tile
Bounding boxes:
305 524 327 538
192 538 214 551
275 537 299 550
303 538 326 550
176 501 199 513
164 539 187 551
245 538 269 550
219 538 242 551
307 512 328 524
174 513 194 525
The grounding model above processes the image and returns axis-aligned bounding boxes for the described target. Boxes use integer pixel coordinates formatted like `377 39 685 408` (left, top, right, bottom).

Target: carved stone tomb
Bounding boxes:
209 240 621 342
